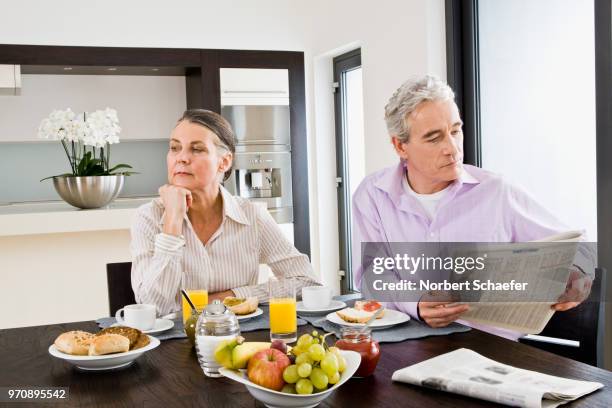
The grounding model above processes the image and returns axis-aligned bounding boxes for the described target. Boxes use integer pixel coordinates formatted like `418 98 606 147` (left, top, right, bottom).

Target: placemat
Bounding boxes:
96 304 307 340
297 296 471 343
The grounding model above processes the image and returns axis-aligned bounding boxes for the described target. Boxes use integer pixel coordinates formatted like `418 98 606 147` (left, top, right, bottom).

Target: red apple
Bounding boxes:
247 348 291 391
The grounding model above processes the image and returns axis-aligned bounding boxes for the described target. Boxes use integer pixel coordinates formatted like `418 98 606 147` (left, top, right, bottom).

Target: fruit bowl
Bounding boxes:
219 350 360 408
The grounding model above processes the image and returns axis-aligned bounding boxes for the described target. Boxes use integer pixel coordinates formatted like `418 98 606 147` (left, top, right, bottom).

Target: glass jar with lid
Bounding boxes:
195 299 240 377
334 327 380 377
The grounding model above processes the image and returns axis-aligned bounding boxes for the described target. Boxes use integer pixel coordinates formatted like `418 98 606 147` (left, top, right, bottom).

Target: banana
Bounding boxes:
214 335 245 369
214 336 272 369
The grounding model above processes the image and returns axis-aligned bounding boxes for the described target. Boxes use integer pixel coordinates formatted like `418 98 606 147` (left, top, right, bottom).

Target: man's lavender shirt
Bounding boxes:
351 161 593 340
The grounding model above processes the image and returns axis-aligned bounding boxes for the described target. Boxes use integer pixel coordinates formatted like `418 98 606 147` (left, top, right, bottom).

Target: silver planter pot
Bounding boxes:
53 175 125 209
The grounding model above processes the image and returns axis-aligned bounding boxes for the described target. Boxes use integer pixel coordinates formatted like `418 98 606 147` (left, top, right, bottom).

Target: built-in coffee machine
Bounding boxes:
220 69 293 224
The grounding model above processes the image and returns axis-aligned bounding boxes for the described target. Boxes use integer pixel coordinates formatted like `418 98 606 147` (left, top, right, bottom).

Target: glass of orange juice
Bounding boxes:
182 288 208 324
269 280 297 343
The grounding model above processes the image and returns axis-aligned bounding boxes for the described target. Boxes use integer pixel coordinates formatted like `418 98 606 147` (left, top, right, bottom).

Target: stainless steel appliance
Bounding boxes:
222 105 289 149
222 105 293 223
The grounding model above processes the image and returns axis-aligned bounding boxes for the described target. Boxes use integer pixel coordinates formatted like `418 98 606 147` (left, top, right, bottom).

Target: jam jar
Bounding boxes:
335 327 380 377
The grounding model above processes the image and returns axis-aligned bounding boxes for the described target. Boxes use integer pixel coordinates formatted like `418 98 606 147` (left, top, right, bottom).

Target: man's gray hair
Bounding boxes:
384 75 455 142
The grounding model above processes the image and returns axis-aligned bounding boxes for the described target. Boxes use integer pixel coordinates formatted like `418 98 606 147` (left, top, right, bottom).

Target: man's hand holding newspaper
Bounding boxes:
444 230 595 334
552 269 593 312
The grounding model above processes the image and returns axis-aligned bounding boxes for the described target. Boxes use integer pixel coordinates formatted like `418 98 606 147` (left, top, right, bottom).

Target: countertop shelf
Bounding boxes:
0 197 154 237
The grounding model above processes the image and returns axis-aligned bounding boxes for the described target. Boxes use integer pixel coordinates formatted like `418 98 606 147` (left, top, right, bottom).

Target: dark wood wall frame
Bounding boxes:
332 48 362 294
445 0 482 167
0 44 310 257
595 0 612 369
0 44 202 67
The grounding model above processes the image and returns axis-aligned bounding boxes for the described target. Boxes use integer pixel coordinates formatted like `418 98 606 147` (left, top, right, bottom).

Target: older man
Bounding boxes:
352 75 593 340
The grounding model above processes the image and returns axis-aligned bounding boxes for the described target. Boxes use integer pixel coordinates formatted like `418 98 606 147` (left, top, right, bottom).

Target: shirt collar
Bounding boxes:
460 167 479 184
374 161 480 208
219 184 250 225
155 185 250 227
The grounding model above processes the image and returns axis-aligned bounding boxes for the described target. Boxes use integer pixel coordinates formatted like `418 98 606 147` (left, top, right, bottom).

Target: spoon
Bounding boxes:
181 289 198 316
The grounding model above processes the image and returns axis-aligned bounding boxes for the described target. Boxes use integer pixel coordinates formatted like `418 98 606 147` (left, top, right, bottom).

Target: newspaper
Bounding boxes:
392 348 603 408
450 231 584 334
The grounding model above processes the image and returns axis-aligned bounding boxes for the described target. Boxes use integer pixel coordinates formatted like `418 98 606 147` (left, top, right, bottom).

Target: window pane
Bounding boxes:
479 0 597 238
344 67 365 205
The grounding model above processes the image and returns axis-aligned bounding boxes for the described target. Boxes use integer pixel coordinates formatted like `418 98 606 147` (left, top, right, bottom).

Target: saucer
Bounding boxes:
112 318 174 334
236 308 263 321
296 300 347 316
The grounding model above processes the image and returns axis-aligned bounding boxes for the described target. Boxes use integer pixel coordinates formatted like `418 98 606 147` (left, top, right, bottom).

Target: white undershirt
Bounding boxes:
402 175 450 220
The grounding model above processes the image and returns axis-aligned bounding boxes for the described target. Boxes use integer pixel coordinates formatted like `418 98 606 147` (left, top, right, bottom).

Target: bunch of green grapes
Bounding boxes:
281 331 347 394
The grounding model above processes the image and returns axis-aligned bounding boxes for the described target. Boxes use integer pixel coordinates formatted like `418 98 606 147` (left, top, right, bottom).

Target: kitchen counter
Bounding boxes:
0 197 294 328
0 197 153 237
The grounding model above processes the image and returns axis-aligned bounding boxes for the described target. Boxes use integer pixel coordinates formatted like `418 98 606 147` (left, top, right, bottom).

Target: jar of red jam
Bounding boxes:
335 327 380 377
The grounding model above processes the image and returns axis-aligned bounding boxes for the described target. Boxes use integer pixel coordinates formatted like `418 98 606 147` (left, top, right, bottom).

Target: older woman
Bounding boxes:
131 109 319 315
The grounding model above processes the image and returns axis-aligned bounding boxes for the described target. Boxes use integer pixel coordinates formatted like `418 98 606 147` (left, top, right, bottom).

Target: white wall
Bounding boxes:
0 1 312 51
0 0 447 300
309 0 446 174
479 0 597 239
0 230 131 328
307 0 447 292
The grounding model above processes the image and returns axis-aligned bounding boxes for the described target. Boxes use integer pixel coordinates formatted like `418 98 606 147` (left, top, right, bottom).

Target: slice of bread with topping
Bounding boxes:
336 307 373 324
354 300 385 318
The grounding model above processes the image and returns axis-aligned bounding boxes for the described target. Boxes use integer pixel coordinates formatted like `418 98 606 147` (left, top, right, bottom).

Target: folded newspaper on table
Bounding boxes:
451 230 589 334
392 348 603 408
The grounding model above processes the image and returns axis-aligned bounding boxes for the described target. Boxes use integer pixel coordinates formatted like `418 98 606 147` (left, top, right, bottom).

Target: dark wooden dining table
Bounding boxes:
0 321 610 407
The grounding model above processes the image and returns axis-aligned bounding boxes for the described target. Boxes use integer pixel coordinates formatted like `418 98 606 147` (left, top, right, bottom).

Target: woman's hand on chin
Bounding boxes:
159 184 192 236
159 184 193 214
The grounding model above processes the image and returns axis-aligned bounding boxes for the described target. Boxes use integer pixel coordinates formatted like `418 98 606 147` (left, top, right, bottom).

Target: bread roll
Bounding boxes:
54 331 94 355
88 333 130 356
131 333 151 350
223 296 258 315
96 326 141 348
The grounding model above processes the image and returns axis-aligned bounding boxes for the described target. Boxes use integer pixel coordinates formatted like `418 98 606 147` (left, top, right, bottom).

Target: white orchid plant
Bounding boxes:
38 108 135 180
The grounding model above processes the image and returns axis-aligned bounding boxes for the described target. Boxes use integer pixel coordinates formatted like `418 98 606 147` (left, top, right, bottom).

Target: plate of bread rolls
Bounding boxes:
48 326 160 371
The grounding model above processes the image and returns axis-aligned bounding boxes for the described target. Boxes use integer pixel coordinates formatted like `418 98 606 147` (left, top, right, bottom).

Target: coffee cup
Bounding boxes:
302 286 333 309
115 304 156 331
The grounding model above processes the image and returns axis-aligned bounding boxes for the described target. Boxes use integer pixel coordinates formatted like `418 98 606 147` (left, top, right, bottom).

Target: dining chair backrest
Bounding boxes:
106 262 136 316
520 267 606 367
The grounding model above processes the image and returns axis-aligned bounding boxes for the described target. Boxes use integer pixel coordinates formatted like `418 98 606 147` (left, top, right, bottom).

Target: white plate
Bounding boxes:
236 307 263 321
326 308 410 330
296 300 347 316
219 350 361 408
111 318 174 335
49 335 160 371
